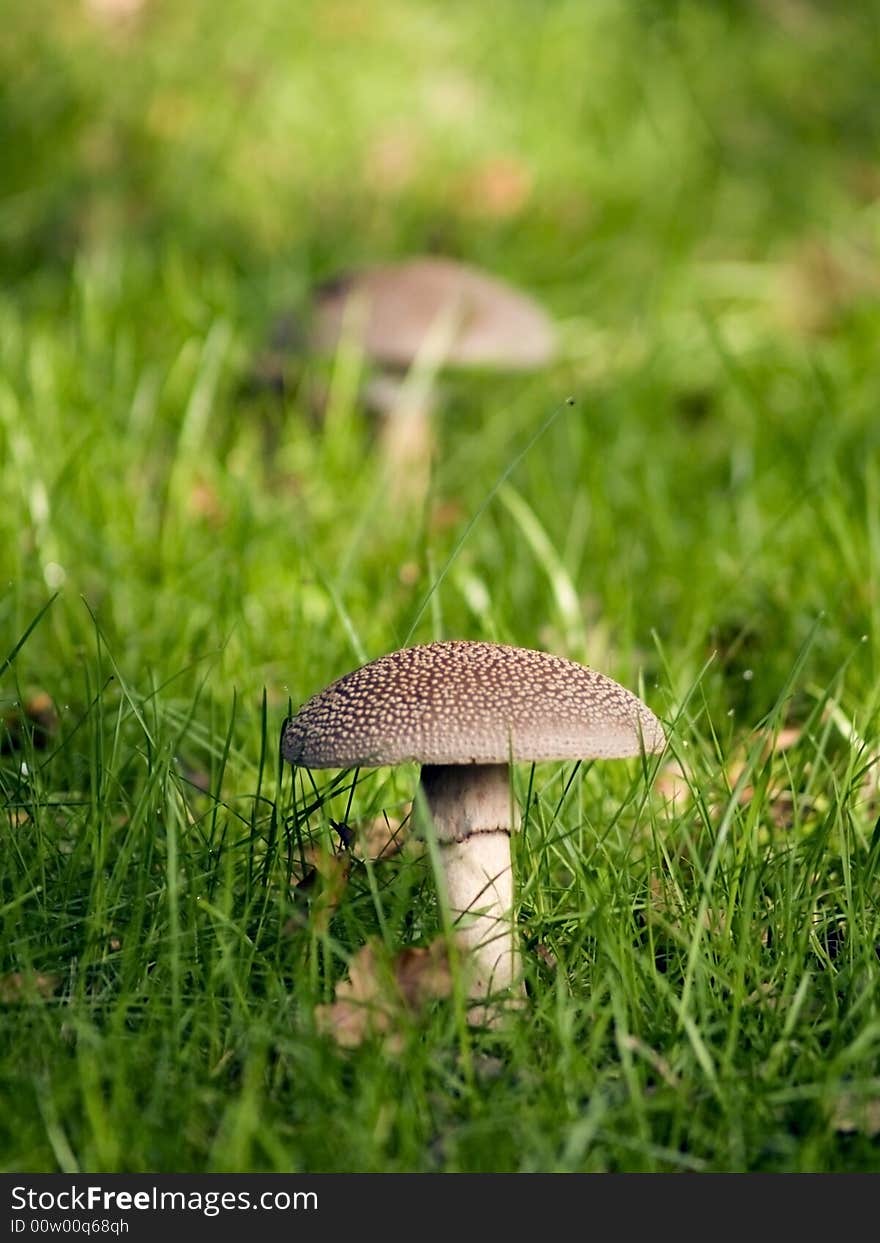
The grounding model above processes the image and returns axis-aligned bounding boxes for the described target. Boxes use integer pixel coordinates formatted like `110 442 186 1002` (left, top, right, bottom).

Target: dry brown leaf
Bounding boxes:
774 239 880 336
831 1093 880 1137
764 726 803 755
290 843 348 884
702 907 727 936
187 477 226 527
535 943 558 972
84 0 146 21
316 962 387 1048
315 996 371 1049
393 941 452 1009
287 843 351 933
460 157 533 220
315 945 385 1049
430 499 465 533
0 972 61 1003
352 808 411 862
315 938 451 1049
1 692 59 755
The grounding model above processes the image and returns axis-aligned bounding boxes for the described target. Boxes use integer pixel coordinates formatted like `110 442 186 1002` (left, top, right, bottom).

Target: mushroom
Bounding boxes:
281 641 664 1023
311 257 557 370
308 257 557 501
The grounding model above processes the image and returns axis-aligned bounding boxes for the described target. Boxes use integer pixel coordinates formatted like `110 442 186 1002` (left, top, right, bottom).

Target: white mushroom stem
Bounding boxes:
420 763 523 1021
365 374 436 506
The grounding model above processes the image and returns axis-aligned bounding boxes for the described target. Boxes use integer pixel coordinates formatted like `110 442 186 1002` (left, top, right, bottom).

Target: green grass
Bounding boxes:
2 0 880 1172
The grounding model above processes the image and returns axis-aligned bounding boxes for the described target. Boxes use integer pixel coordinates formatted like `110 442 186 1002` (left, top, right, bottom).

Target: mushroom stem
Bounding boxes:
420 763 523 1022
366 374 436 507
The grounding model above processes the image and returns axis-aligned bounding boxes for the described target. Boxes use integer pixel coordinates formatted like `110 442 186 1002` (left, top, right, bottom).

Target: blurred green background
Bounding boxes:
2 0 880 1173
3 0 880 705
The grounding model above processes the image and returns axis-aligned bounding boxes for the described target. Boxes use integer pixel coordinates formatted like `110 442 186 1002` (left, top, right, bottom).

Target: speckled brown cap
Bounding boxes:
282 641 664 769
310 258 556 371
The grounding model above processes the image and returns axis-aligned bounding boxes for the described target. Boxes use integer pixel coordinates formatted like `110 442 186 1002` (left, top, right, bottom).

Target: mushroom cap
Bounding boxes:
310 257 556 371
281 641 665 769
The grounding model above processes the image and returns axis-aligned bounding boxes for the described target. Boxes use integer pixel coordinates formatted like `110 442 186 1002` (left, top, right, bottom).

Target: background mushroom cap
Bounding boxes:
282 641 665 769
310 257 557 370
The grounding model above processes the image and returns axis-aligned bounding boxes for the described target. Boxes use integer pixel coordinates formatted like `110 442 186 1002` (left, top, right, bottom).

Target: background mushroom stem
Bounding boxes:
419 763 523 1021
364 374 437 506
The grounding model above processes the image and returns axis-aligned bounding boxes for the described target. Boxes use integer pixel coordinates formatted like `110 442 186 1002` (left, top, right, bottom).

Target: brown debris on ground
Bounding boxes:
0 972 61 1003
1 692 59 755
315 938 452 1051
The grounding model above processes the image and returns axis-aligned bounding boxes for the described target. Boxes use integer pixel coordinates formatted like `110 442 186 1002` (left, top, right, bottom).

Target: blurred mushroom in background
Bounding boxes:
261 257 557 504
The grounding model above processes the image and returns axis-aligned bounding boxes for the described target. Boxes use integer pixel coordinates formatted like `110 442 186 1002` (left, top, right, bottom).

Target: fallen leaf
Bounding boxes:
315 938 451 1049
393 941 452 1009
764 726 803 755
316 995 372 1050
352 808 411 861
534 943 558 971
430 499 465 533
187 477 226 527
314 945 381 1048
84 0 146 20
702 907 727 936
287 843 351 933
774 239 880 337
459 157 533 220
0 972 61 1002
831 1093 880 1137
1 692 59 755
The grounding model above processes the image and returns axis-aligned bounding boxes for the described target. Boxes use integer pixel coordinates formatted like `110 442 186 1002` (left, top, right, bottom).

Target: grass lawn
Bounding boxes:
2 0 880 1172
